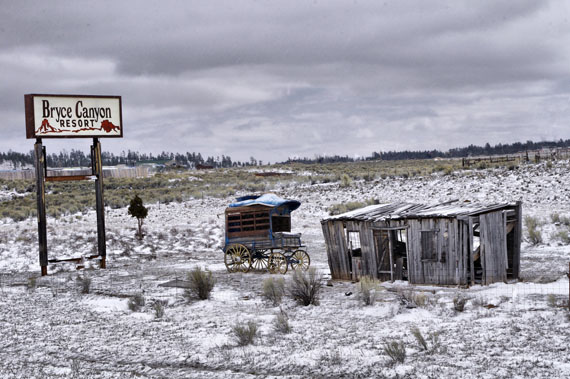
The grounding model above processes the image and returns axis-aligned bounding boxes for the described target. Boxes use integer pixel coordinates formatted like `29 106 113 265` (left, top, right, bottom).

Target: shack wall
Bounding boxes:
479 210 507 284
321 220 351 280
405 217 463 285
322 205 521 286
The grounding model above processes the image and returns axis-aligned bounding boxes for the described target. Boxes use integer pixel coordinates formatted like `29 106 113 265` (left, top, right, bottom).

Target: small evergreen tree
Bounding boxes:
128 195 148 239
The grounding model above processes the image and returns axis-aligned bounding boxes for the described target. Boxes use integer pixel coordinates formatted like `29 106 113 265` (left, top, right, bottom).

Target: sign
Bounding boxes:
25 94 122 138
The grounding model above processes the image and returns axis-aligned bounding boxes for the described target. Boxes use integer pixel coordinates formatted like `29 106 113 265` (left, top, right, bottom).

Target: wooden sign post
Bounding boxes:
25 94 123 275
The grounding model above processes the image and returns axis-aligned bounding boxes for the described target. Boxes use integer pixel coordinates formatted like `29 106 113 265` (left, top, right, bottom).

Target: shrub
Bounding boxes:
340 173 352 187
524 216 542 245
555 230 570 244
318 349 342 366
560 216 570 227
413 293 429 307
328 199 377 216
551 213 561 223
410 326 428 351
153 299 168 319
78 276 91 294
453 294 467 312
185 267 216 301
27 276 37 292
128 293 145 312
411 326 442 354
231 321 259 346
358 276 379 306
273 310 291 334
262 277 285 306
289 268 323 306
383 340 406 364
398 290 430 308
547 294 558 308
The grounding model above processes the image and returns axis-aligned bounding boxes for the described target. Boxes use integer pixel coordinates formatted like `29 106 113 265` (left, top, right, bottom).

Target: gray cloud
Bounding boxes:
1 0 569 162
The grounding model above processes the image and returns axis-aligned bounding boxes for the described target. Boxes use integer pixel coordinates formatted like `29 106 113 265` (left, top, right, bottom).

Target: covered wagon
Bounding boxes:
222 193 310 274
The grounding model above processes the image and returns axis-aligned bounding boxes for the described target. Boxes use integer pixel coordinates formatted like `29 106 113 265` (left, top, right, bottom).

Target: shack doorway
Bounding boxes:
505 211 518 279
373 227 408 282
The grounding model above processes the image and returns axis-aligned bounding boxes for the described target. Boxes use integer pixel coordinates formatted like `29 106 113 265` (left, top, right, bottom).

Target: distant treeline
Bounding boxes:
0 150 258 169
3 138 570 169
286 139 570 163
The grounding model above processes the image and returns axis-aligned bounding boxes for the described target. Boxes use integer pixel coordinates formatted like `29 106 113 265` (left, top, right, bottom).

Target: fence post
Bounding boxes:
567 262 569 311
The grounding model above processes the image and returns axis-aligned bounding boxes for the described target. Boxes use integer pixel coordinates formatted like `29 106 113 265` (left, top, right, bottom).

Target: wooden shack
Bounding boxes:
321 201 522 285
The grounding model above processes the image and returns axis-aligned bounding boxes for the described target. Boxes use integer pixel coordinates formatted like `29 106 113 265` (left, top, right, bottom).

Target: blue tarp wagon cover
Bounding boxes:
229 193 301 211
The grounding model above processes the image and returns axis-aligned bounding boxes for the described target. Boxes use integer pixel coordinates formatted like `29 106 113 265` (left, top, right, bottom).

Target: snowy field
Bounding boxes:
1 161 569 378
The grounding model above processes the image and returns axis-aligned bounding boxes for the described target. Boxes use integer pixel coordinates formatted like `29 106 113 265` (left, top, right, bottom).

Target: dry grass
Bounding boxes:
231 321 259 346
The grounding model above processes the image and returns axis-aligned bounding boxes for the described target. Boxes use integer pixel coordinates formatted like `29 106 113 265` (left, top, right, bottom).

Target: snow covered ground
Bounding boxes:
0 161 569 378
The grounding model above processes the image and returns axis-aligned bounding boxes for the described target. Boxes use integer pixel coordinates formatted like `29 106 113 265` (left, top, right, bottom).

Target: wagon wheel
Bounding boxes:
224 244 251 273
251 250 269 270
289 249 310 271
268 252 288 274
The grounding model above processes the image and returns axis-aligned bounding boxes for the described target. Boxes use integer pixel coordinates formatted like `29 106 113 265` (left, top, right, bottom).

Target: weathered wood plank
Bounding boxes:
512 202 522 279
469 217 475 286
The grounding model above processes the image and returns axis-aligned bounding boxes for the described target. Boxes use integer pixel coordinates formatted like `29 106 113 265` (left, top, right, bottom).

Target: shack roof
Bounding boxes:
323 200 517 222
229 193 301 211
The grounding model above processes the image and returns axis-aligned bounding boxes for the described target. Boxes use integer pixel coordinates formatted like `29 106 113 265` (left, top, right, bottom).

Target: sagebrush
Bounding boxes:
289 268 323 306
231 321 259 346
524 216 542 245
358 276 380 306
273 310 291 334
185 267 216 300
128 293 145 312
262 277 285 306
383 340 406 364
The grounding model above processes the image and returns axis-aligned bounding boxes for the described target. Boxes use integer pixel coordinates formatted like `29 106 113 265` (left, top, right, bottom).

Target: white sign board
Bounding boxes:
25 94 122 138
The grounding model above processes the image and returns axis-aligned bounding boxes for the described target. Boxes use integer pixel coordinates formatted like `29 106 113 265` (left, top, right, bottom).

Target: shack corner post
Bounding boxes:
24 94 123 276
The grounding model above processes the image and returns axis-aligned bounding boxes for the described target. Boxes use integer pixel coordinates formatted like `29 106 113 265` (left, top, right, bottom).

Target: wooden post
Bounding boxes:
34 139 48 276
388 231 394 282
92 138 107 268
468 217 475 286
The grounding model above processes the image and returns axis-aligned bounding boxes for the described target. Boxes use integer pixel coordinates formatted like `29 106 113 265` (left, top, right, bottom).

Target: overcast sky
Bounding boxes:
1 0 569 163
